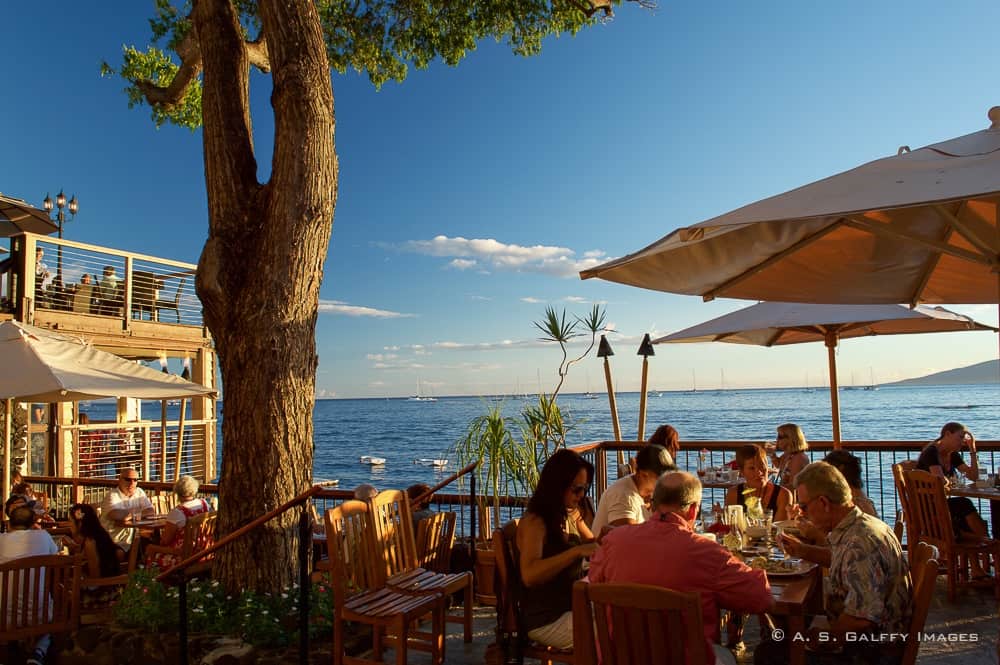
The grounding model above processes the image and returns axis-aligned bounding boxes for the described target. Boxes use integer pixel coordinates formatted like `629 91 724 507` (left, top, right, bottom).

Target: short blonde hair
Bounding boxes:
174 475 200 499
777 423 808 453
794 462 850 506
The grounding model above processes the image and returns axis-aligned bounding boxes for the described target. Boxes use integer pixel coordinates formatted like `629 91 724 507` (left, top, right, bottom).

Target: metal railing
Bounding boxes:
1 232 203 328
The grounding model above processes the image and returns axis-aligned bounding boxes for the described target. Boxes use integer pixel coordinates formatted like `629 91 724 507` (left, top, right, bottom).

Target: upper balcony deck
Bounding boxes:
1 232 210 358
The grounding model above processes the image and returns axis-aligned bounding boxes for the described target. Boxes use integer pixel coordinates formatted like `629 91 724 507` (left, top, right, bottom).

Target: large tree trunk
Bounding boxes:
192 0 337 593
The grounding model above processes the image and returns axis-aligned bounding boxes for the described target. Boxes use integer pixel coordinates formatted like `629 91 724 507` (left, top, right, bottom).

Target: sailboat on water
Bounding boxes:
408 379 437 402
583 373 598 399
863 367 879 391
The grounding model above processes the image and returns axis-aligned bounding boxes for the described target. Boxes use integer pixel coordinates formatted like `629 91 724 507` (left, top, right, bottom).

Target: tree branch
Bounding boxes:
136 30 203 107
246 36 271 73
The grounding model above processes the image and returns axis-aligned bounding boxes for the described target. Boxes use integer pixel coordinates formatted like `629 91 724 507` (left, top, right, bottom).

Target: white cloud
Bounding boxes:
564 296 588 303
366 353 398 361
316 388 337 398
400 235 612 277
468 295 492 301
521 297 543 304
319 299 415 318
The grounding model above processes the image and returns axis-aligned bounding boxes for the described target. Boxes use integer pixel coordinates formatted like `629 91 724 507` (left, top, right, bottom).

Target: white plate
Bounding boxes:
764 560 817 577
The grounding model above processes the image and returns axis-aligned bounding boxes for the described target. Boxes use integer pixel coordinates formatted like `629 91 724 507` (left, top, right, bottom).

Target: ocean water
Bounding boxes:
81 383 1000 493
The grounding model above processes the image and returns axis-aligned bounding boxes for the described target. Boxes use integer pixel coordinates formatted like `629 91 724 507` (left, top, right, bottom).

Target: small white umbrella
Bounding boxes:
0 321 215 402
655 302 997 444
0 321 216 493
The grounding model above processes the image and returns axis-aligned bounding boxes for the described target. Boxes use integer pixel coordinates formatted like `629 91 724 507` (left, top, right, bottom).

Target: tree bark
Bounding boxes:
192 0 337 593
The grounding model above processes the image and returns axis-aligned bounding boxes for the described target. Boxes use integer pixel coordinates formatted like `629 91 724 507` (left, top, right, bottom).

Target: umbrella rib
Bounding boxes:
933 204 998 257
908 219 959 305
702 219 844 301
843 216 994 267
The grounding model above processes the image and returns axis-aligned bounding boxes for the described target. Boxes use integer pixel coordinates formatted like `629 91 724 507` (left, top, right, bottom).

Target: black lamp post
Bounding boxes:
42 190 79 277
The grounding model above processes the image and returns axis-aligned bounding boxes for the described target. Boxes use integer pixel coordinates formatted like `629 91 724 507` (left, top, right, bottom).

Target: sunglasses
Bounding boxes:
797 495 823 512
123 477 139 483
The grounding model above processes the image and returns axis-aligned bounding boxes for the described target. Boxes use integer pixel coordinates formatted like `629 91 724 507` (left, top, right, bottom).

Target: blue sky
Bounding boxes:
2 1 997 398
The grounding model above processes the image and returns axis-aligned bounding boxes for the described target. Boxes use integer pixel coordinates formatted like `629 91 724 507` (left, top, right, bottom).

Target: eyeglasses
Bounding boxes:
570 484 590 495
798 495 823 513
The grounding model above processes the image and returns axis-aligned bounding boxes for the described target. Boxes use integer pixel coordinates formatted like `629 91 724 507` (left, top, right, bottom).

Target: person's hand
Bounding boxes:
777 532 805 557
576 542 599 559
965 432 976 454
796 519 825 544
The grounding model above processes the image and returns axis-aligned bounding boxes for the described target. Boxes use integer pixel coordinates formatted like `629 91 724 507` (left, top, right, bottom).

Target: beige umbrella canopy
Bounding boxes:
0 321 215 402
655 302 997 444
0 194 58 237
581 107 1000 306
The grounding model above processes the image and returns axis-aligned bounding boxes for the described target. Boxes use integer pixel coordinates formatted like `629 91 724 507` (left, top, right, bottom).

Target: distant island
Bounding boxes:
885 359 999 387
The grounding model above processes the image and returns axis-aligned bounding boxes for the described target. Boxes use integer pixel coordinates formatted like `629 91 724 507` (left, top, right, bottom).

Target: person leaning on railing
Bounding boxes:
517 449 597 651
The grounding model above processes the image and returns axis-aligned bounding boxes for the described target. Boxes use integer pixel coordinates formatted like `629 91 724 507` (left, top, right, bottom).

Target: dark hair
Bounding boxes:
70 503 121 577
635 444 676 475
734 444 767 470
937 422 966 441
8 504 35 528
822 450 864 490
527 449 594 553
648 424 680 457
406 483 433 511
5 495 29 519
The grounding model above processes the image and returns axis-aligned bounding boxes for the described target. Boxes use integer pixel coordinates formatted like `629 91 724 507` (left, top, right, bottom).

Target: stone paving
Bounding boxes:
431 578 998 665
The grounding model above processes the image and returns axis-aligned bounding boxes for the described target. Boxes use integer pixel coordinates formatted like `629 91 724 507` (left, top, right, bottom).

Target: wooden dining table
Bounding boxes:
948 483 1000 538
767 566 823 665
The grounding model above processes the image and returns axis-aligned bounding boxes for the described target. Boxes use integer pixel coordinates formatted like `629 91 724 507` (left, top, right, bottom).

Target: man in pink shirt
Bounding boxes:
588 471 774 665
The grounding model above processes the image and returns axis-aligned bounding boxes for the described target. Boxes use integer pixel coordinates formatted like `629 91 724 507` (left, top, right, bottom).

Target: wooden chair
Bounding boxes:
572 580 706 665
904 469 999 601
901 542 939 665
71 282 95 313
416 511 456 574
368 490 473 643
892 461 917 559
150 493 177 515
155 277 185 323
492 520 576 665
145 511 217 577
0 554 82 649
324 501 444 665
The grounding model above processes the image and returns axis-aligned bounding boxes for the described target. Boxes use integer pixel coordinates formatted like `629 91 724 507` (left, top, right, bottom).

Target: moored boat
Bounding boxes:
359 455 386 466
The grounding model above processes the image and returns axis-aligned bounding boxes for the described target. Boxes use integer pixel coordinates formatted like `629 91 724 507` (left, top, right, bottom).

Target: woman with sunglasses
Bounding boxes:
770 423 809 487
516 448 598 650
66 503 123 579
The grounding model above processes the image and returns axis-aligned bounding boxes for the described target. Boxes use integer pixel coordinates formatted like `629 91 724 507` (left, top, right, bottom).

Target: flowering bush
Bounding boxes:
114 570 335 647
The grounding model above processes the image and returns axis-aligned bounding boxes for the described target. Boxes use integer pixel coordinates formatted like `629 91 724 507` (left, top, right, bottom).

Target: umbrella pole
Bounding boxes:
602 356 623 458
637 356 650 441
160 401 168 483
3 399 11 503
174 399 187 482
825 334 842 448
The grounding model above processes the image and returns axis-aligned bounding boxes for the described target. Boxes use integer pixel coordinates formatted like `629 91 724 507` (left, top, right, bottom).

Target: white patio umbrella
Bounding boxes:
0 194 58 237
581 107 1000 309
0 321 216 494
655 302 997 444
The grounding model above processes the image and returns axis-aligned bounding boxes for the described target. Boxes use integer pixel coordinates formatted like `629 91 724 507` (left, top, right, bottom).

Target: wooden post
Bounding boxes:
826 333 842 448
637 356 650 441
160 400 169 483
174 399 187 481
602 356 622 463
3 399 11 503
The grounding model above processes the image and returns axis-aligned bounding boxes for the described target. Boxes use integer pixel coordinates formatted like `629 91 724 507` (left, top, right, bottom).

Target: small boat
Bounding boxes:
312 478 340 487
414 458 448 468
359 455 386 466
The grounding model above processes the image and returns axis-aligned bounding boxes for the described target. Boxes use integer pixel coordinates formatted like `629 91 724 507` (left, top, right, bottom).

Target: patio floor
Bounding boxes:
427 577 998 665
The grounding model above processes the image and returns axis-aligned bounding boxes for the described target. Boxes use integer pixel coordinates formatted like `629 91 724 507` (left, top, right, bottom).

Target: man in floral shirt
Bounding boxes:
757 462 911 664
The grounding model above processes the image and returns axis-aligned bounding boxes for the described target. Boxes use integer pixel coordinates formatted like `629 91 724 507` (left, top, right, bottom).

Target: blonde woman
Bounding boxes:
771 423 809 487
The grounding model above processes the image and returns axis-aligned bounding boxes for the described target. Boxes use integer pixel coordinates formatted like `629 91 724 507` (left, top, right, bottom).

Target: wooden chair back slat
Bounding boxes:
892 461 916 549
324 501 377 595
368 489 419 579
902 542 940 665
572 580 705 665
0 554 82 645
415 511 456 573
905 470 953 549
180 511 218 560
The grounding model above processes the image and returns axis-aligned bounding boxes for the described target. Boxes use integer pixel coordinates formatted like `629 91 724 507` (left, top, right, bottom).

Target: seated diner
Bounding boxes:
144 475 214 569
516 448 597 651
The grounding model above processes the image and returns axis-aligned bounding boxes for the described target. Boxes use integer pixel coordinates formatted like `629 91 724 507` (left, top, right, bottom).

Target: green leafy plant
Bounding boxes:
113 570 335 647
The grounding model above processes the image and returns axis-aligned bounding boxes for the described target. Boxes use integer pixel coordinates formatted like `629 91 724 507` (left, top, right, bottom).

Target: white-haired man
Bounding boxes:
589 471 773 665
